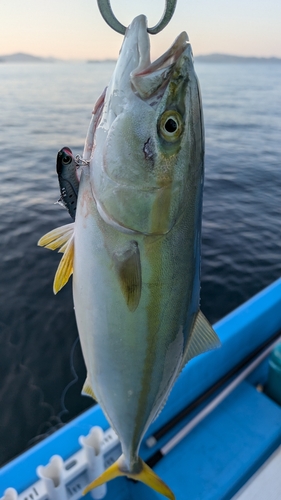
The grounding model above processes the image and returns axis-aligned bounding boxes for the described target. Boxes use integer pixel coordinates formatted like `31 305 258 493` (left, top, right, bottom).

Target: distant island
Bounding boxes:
87 59 117 64
0 52 280 64
195 53 281 64
0 52 59 63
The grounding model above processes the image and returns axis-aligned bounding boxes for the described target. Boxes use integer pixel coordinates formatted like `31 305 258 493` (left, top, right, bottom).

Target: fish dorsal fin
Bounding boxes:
181 310 221 368
38 224 75 294
82 375 97 401
113 240 142 312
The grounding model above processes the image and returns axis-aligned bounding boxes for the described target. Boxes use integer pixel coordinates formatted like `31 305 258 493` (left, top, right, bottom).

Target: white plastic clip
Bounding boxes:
37 455 67 500
1 489 18 500
79 426 106 499
2 427 120 500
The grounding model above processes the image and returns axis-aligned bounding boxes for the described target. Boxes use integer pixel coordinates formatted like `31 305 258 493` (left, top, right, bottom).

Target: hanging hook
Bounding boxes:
96 0 177 35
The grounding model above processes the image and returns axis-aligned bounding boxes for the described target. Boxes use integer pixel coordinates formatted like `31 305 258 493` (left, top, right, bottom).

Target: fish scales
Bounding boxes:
38 14 220 500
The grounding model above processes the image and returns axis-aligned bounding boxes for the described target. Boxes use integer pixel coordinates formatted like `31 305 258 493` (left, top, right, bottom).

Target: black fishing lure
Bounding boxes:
56 147 79 220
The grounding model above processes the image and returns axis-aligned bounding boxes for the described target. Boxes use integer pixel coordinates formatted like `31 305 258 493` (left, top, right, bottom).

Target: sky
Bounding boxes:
1 0 281 60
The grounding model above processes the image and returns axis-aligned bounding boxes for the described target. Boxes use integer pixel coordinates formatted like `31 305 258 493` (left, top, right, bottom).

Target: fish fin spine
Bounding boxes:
83 454 175 500
181 310 221 366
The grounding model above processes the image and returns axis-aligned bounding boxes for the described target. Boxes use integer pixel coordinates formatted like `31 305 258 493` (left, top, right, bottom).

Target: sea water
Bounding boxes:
0 61 281 465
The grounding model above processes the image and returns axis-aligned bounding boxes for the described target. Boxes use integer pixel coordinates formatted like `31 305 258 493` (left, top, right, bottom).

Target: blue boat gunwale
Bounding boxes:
1 277 281 495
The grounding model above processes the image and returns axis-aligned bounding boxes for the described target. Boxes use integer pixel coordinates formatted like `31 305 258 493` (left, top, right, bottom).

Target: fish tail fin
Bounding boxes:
83 454 175 500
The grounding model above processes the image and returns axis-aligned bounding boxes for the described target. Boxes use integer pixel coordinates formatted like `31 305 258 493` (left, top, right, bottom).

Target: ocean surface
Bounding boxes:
1 60 281 466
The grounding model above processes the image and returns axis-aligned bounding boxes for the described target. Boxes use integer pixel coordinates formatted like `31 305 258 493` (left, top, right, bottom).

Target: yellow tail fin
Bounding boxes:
83 454 174 500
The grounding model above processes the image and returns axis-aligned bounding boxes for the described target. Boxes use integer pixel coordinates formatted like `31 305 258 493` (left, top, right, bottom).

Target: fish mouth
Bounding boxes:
108 15 190 108
130 22 189 101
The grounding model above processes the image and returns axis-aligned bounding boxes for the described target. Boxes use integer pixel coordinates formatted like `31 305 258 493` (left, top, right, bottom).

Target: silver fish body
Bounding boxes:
73 15 219 498
39 15 219 500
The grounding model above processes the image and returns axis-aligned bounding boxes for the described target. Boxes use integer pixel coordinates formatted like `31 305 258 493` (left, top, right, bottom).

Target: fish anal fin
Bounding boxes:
181 310 221 368
82 375 97 401
113 241 142 312
53 235 74 294
83 454 175 500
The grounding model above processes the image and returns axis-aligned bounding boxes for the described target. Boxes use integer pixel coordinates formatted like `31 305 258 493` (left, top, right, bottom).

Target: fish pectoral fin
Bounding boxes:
53 235 74 294
38 223 75 251
38 224 75 294
181 310 221 367
113 240 142 312
82 375 97 401
83 454 175 500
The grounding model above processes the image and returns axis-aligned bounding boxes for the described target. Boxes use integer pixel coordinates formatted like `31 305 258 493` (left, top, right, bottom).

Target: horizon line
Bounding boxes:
1 51 281 62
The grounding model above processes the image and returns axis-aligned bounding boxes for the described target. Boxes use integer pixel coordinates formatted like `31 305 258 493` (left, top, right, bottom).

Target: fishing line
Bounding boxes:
58 336 80 421
146 329 281 467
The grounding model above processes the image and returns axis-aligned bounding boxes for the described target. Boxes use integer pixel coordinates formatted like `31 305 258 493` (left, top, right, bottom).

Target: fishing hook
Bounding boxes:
96 0 177 35
75 154 90 166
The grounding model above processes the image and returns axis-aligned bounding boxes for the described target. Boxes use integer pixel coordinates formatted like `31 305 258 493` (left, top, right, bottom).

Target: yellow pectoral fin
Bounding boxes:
83 454 175 500
38 223 75 251
53 235 74 294
38 224 75 294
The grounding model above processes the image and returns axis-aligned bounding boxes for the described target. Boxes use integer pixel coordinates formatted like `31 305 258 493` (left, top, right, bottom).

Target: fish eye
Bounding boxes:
62 154 72 165
159 110 183 142
165 118 178 133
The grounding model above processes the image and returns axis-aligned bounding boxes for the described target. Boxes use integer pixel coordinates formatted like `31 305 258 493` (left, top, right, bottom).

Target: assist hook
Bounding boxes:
97 0 177 35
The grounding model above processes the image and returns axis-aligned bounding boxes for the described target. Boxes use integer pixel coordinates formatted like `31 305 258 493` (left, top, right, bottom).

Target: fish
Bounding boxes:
56 147 79 220
38 14 220 500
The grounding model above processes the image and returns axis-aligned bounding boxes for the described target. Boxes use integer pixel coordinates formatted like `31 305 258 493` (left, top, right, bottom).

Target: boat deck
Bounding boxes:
233 445 281 499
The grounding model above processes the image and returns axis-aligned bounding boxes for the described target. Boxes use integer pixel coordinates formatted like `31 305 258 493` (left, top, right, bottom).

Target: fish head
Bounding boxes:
90 15 204 235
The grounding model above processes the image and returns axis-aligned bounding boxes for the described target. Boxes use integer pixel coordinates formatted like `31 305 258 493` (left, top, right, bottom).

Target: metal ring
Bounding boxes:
96 0 177 35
